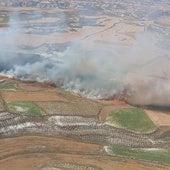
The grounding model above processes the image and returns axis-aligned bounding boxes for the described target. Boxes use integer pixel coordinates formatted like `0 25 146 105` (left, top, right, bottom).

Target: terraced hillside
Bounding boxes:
0 0 170 169
0 76 169 170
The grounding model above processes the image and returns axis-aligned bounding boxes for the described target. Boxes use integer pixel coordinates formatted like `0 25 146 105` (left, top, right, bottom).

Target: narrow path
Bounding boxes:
82 22 121 40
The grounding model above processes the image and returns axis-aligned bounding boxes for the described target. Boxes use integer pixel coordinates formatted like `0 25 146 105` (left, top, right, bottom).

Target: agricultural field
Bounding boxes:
1 136 168 170
145 109 170 127
36 100 102 116
106 108 157 133
0 76 169 170
1 91 67 102
0 0 169 169
106 145 170 165
0 82 17 90
6 101 44 115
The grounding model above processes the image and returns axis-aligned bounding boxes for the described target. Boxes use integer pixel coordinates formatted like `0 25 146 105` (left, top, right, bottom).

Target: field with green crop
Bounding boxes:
108 145 170 164
0 82 17 90
6 101 44 115
107 108 156 133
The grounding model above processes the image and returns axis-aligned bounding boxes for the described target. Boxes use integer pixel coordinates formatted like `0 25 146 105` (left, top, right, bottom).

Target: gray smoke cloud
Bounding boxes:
0 11 170 106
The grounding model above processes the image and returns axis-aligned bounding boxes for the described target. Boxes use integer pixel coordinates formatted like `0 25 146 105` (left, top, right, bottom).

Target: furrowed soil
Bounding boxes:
1 91 67 102
0 136 168 170
145 109 170 127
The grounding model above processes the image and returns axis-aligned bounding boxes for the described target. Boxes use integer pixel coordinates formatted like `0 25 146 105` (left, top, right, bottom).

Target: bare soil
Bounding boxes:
145 109 170 127
1 91 67 102
0 136 101 158
18 82 56 91
0 136 168 170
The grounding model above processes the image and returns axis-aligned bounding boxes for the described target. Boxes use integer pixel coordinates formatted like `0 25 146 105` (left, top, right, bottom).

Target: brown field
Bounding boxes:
99 104 133 123
145 109 170 127
18 82 56 91
36 100 101 116
0 136 168 170
1 91 67 102
1 153 167 170
0 12 144 48
0 136 101 158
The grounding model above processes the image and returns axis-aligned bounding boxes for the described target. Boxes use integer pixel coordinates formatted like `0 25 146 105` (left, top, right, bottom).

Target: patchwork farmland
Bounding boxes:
0 0 170 169
0 76 169 170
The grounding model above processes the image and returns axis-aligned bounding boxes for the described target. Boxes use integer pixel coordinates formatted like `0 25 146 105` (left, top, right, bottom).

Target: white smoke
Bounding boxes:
0 11 170 106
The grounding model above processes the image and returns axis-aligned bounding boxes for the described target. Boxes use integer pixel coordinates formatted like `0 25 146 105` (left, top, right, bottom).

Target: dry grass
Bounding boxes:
36 100 101 116
145 109 170 127
18 82 56 91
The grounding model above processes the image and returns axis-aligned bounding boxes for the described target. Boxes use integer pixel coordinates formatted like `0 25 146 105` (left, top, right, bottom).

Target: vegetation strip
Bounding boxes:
107 145 170 164
0 83 17 90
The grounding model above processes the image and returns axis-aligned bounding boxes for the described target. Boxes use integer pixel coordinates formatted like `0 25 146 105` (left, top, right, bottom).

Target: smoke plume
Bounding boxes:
0 11 170 106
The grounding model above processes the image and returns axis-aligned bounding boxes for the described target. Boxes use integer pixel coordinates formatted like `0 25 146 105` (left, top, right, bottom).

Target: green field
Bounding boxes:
108 145 170 164
107 108 156 133
0 82 17 90
6 101 44 115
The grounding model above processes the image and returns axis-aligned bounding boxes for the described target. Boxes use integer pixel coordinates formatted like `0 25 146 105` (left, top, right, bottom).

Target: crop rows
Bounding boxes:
0 112 169 148
36 100 102 117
